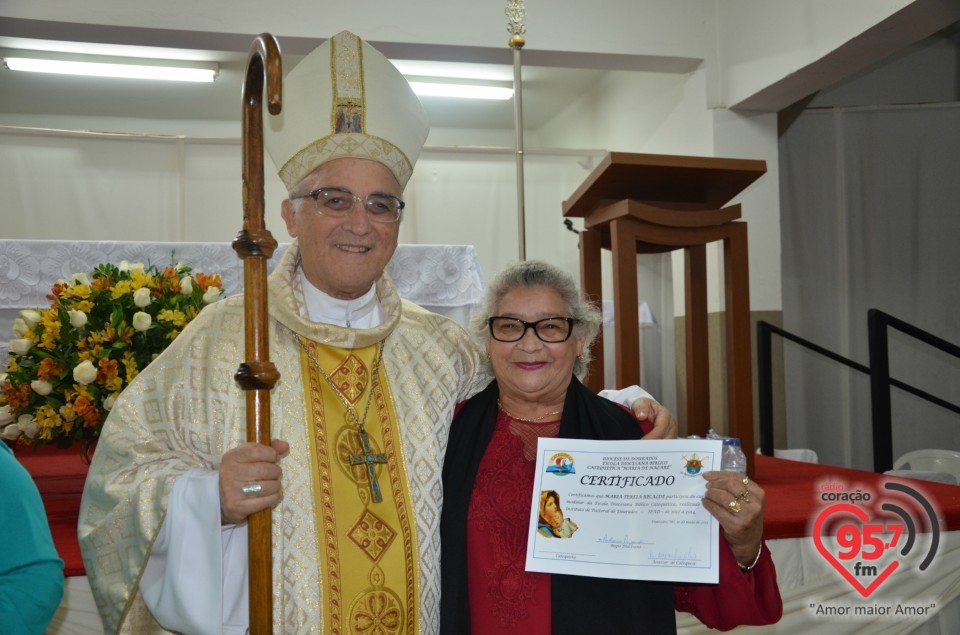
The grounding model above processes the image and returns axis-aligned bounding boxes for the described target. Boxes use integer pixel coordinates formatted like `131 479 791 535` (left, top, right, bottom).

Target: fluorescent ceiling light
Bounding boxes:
392 60 513 82
408 81 513 100
2 54 218 82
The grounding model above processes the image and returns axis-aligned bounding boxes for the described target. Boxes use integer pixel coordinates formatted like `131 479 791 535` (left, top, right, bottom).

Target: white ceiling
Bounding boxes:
0 16 699 132
0 41 606 130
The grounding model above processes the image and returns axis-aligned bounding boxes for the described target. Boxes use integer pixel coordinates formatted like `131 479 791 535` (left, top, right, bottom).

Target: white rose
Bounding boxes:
180 276 194 295
9 338 33 355
72 272 91 286
12 318 28 337
17 414 39 439
133 287 152 308
31 379 54 395
202 287 222 304
19 309 41 328
0 404 13 425
103 393 118 411
73 360 98 385
2 423 20 441
133 311 152 332
68 309 88 329
129 262 146 275
118 260 130 272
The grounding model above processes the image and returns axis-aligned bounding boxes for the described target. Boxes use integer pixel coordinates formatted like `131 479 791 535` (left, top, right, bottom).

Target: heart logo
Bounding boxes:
813 503 900 598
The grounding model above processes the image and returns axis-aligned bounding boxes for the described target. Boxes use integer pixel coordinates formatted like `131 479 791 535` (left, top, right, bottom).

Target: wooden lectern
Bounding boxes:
563 152 766 470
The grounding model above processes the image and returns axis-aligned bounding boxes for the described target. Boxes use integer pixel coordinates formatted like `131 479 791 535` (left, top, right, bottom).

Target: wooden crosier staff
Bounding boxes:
232 33 282 634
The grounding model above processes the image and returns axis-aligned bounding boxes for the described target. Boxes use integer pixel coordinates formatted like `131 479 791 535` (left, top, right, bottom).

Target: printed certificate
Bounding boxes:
524 438 723 583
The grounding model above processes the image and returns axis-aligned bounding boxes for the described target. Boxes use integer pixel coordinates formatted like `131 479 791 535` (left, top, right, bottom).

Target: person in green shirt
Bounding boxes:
0 442 64 635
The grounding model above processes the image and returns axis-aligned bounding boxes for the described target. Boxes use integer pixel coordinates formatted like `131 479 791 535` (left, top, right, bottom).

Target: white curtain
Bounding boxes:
779 104 960 470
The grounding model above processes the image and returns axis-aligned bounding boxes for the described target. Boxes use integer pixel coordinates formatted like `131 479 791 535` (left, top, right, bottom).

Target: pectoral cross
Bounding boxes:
350 429 388 503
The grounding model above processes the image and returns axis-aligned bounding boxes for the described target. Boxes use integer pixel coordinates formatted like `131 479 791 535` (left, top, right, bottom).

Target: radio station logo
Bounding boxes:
813 480 941 598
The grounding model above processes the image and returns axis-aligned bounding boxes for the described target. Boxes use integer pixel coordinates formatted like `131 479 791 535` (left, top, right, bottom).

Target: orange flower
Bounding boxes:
91 276 112 291
194 272 223 292
37 358 66 382
3 382 33 411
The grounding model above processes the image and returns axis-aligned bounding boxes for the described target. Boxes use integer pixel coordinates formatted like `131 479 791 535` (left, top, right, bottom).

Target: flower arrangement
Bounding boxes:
1 259 223 447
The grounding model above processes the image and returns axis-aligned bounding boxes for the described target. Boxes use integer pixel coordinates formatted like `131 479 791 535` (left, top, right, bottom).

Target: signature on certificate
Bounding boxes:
654 547 700 560
597 533 651 546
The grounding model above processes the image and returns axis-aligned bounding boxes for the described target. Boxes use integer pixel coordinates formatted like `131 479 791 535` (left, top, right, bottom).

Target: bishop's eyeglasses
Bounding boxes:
487 316 578 343
290 187 405 223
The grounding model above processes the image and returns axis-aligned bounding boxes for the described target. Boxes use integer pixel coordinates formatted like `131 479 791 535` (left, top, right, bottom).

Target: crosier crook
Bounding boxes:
231 33 282 635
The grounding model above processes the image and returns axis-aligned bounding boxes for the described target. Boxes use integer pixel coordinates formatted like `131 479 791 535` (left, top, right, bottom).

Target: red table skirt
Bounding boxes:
13 443 90 577
755 453 960 539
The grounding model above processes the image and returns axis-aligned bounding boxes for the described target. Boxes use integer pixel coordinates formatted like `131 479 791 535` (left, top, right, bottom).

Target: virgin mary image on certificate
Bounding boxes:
537 490 579 538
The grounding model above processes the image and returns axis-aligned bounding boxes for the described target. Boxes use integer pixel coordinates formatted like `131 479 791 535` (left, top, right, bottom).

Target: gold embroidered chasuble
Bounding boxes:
299 339 419 633
78 240 488 634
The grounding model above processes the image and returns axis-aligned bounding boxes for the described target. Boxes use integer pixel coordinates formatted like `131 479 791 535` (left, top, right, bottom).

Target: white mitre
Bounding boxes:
265 30 429 190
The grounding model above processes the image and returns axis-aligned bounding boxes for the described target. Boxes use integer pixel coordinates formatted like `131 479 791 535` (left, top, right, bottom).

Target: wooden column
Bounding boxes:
684 244 710 436
580 229 604 391
611 219 641 388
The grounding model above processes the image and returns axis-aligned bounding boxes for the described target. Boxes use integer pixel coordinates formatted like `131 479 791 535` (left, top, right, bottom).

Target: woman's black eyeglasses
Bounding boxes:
487 316 578 343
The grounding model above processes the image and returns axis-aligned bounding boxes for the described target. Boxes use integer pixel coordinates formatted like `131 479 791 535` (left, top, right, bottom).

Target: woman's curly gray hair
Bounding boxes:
469 260 602 379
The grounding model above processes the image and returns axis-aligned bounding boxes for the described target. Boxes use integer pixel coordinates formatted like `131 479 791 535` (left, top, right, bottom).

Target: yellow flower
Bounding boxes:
158 309 188 327
131 271 154 289
111 280 134 299
63 284 92 300
39 313 62 351
34 403 63 440
123 354 140 383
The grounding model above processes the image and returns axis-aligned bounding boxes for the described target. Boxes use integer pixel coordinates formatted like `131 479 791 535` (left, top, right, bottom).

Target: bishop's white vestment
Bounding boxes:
79 241 488 634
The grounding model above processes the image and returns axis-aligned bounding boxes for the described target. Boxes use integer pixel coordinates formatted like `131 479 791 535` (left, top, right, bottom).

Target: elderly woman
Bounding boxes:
440 261 782 634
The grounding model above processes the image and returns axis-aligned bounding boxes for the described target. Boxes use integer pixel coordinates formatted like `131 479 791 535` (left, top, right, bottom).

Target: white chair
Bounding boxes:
756 448 819 463
774 448 819 464
888 449 960 486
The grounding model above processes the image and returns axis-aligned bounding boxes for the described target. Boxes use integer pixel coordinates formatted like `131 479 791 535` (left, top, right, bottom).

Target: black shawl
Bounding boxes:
440 377 677 634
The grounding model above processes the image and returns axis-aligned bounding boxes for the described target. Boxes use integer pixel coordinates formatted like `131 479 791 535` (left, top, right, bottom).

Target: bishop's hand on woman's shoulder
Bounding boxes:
631 398 678 439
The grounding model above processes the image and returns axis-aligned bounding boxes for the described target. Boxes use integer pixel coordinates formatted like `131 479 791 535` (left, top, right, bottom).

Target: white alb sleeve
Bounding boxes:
140 468 250 635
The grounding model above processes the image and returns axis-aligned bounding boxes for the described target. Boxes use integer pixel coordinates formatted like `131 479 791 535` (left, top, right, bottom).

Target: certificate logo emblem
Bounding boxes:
545 452 576 475
682 452 708 475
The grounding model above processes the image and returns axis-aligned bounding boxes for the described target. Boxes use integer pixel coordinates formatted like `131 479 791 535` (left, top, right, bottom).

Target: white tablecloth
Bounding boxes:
0 239 485 363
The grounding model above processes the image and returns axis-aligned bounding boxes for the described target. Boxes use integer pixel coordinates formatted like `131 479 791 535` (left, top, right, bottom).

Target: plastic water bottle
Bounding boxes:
722 438 748 474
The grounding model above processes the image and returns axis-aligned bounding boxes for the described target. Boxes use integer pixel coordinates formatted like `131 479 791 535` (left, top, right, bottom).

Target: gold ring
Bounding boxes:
737 490 750 503
727 500 742 514
742 476 750 487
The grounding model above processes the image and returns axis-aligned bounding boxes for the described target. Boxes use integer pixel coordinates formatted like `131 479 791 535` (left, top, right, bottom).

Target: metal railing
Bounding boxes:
757 309 960 472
